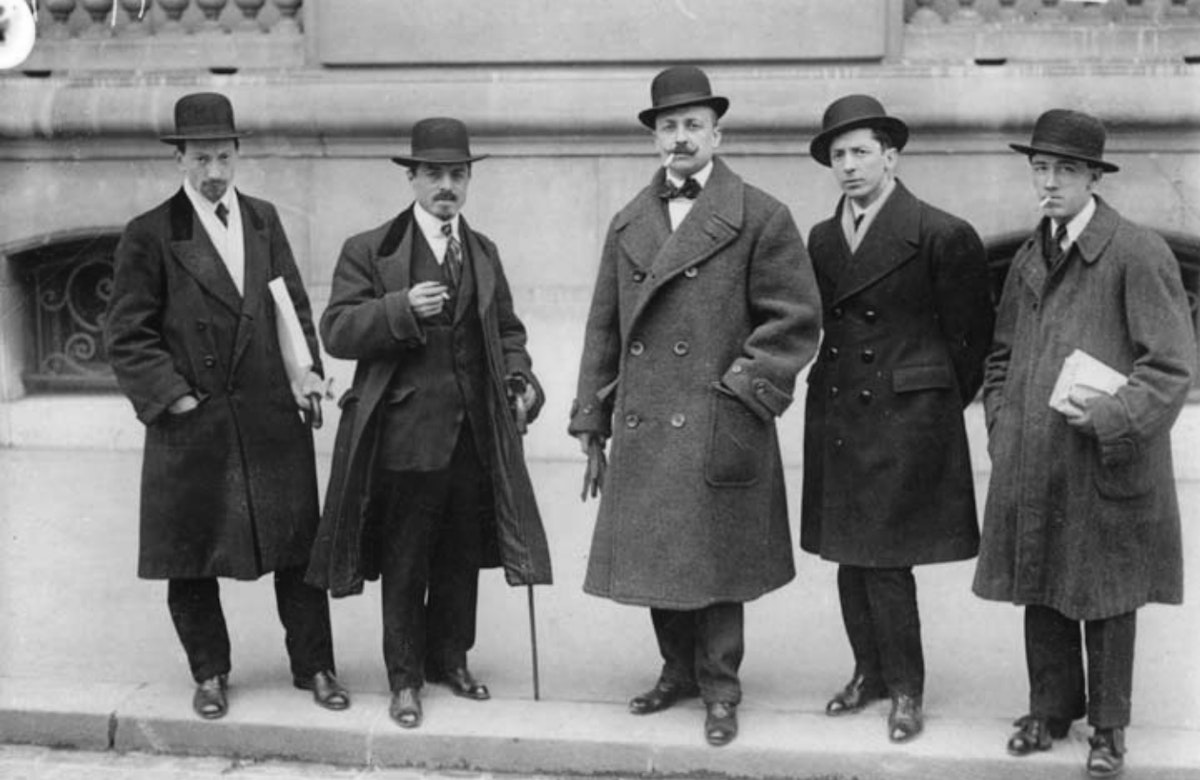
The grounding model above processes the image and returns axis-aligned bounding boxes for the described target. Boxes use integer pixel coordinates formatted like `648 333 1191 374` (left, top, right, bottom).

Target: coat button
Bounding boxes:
625 413 640 429
196 321 207 332
684 267 699 278
582 405 594 415
203 355 216 368
630 340 645 356
832 307 844 320
864 309 879 323
861 349 875 364
827 346 840 360
834 438 844 448
732 364 744 374
632 270 646 283
859 389 873 404
670 413 686 428
830 386 840 398
673 341 690 356
753 380 767 394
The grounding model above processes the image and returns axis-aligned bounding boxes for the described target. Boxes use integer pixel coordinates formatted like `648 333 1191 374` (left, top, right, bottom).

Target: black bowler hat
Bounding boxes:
809 94 909 167
1010 109 1119 173
391 117 489 168
160 92 248 144
637 66 730 129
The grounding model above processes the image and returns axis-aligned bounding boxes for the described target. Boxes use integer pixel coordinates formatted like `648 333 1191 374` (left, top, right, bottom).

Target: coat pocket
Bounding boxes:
892 364 954 393
1093 443 1155 501
704 383 767 488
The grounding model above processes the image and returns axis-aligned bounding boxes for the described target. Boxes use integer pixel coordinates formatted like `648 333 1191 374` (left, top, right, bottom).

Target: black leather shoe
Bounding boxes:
888 693 923 743
825 673 888 716
389 687 422 729
294 670 350 711
427 666 490 701
705 701 738 747
1007 714 1072 756
1087 728 1125 778
629 679 701 715
192 674 228 720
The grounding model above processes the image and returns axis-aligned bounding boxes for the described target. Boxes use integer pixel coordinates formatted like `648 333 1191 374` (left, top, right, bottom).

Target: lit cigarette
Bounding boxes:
663 153 675 169
1038 196 1052 209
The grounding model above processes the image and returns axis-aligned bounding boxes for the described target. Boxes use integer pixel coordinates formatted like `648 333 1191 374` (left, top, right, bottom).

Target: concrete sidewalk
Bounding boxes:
2 448 1200 778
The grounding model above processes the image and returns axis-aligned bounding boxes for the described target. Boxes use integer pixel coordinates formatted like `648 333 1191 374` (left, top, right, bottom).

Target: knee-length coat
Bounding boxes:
569 157 822 610
800 182 994 568
974 197 1196 621
106 189 323 580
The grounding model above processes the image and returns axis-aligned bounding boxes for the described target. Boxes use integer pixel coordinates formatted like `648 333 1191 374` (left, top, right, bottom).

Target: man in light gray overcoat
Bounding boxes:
569 65 821 747
975 108 1197 779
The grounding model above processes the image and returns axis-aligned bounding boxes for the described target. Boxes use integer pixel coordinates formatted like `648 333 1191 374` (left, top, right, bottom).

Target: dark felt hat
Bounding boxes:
160 92 248 144
391 117 489 167
1010 108 1119 173
637 66 730 129
809 94 909 167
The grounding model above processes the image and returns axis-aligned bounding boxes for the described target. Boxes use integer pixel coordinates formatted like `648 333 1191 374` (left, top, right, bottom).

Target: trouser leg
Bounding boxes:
1025 604 1087 721
864 566 924 697
837 565 882 681
650 608 697 687
167 577 231 683
273 565 335 681
694 602 744 705
1085 610 1136 729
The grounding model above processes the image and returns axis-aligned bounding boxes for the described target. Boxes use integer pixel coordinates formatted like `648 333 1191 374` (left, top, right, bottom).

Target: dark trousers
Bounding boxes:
167 566 334 684
1025 604 1136 729
837 564 924 697
376 430 486 692
650 602 744 705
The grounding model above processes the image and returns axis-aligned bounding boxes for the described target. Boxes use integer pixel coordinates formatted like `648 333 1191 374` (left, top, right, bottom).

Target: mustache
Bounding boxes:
670 144 693 154
433 192 458 202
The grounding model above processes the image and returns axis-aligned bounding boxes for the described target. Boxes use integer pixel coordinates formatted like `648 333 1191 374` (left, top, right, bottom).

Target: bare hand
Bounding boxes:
408 281 450 321
168 394 200 415
293 370 334 429
1063 388 1098 436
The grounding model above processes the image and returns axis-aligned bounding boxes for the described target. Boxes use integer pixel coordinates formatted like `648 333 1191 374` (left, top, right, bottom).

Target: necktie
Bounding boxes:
659 177 702 201
853 213 865 232
215 202 229 228
1045 221 1069 267
441 221 462 292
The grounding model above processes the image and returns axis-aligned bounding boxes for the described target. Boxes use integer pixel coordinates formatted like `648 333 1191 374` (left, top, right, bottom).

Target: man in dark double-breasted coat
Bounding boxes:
569 66 822 748
800 95 995 743
305 118 551 731
106 93 348 720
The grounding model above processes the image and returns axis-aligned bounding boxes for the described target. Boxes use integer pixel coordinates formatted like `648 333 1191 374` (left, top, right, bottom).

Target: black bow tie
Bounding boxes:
660 177 702 201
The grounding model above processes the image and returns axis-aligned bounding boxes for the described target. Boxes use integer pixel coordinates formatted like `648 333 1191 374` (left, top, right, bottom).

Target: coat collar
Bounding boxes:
829 179 922 305
1014 195 1122 297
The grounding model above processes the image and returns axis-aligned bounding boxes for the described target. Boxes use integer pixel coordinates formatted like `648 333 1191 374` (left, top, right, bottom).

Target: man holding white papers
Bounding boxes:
106 93 347 720
975 108 1196 778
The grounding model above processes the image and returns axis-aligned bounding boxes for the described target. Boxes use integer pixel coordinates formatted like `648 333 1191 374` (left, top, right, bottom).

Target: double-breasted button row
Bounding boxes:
625 412 687 429
828 306 880 323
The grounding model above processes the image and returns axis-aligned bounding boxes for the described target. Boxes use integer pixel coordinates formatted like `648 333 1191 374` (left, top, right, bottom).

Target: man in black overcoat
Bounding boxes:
106 93 349 720
800 95 994 742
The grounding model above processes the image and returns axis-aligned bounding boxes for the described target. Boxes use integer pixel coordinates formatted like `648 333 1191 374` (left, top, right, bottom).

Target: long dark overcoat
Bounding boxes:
304 208 552 598
974 197 1196 621
569 158 822 610
800 182 994 567
106 189 323 580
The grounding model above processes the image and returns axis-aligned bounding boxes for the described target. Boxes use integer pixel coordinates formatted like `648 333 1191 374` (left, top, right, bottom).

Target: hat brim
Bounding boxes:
810 116 908 167
391 153 490 167
1009 143 1119 173
159 131 250 144
638 96 729 129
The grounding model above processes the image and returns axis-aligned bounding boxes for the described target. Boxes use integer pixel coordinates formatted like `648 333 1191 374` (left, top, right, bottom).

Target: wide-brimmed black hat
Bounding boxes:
1010 108 1119 173
809 94 909 167
391 117 489 167
160 92 248 144
637 66 730 129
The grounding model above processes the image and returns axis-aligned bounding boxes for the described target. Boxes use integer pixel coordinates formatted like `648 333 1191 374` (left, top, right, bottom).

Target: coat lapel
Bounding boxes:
168 189 242 316
375 208 415 294
832 181 921 305
615 189 670 274
231 193 270 372
461 216 494 321
647 157 742 280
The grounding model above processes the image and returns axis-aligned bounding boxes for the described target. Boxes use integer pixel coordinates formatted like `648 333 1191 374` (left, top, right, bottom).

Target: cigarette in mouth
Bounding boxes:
663 153 675 169
1038 196 1052 209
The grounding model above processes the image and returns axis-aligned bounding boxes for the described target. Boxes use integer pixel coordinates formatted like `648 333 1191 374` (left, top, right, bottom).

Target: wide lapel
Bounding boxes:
167 189 242 316
647 157 741 281
808 205 853 299
832 180 921 305
616 181 671 276
460 216 492 323
375 207 416 294
230 193 270 372
1015 223 1047 299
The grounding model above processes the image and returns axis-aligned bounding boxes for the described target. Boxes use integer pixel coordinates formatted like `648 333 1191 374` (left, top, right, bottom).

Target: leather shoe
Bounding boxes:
192 674 228 720
389 687 422 729
629 679 700 715
1087 728 1125 778
427 666 490 701
294 670 350 711
825 673 888 716
1007 714 1072 756
705 701 738 747
888 693 923 743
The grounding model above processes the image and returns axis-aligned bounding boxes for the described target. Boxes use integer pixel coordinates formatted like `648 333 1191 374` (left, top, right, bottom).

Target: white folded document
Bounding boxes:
268 276 314 393
1049 349 1127 415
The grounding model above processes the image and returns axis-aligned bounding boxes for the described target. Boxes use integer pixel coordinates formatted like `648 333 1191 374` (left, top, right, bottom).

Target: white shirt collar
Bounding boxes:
665 160 714 189
183 178 237 220
847 177 895 223
412 202 462 264
1053 196 1096 247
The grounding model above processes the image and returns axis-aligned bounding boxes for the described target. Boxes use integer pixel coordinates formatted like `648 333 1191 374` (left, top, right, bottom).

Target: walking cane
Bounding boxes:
506 375 541 700
527 585 541 701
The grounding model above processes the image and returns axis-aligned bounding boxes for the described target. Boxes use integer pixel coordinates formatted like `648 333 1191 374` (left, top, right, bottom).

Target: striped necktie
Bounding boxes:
441 221 462 291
